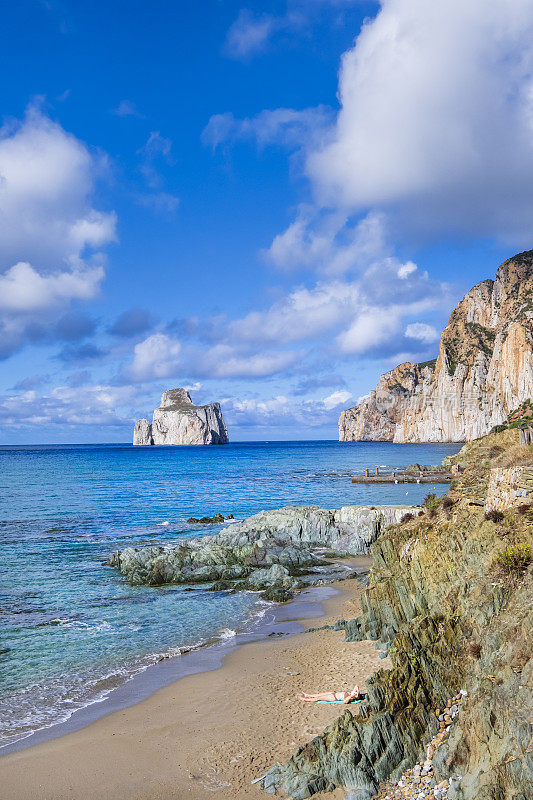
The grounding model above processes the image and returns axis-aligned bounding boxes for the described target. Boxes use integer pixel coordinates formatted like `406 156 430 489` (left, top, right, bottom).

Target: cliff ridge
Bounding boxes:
339 250 533 443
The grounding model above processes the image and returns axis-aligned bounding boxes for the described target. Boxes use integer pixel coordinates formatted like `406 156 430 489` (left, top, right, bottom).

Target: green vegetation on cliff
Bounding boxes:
262 430 533 800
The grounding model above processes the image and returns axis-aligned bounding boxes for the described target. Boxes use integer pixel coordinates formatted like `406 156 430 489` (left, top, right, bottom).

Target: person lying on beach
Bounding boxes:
298 685 363 704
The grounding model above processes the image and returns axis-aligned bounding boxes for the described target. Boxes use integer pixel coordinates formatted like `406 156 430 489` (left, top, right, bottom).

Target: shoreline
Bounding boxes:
0 580 343 757
0 564 386 800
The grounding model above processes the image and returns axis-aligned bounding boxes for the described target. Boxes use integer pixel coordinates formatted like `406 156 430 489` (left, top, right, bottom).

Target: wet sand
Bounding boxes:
0 573 388 800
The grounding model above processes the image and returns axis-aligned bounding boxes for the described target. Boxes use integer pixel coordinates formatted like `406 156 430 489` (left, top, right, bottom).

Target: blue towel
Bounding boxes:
316 698 363 704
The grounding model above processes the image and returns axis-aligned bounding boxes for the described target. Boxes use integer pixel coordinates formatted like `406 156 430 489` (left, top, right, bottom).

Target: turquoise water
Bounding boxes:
0 440 460 747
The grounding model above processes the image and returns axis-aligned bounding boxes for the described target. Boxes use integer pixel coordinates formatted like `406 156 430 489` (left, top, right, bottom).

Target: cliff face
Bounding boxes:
261 430 533 800
133 388 229 445
339 251 533 443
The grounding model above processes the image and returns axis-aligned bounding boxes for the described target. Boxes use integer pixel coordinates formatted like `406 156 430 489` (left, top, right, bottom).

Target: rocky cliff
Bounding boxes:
133 388 229 445
261 429 533 800
339 250 533 442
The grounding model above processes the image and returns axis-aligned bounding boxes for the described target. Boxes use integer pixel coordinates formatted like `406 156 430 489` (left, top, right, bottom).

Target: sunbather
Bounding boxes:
298 685 363 704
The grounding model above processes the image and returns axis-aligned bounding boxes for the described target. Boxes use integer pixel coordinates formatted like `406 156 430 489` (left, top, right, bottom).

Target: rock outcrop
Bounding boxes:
339 250 533 442
261 429 533 800
133 388 229 446
108 504 414 588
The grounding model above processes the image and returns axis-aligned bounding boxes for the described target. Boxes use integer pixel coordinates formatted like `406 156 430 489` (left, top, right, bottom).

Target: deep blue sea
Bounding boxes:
0 440 460 748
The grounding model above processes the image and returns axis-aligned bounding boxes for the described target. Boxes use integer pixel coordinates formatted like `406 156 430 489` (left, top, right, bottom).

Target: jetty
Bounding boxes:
352 466 451 484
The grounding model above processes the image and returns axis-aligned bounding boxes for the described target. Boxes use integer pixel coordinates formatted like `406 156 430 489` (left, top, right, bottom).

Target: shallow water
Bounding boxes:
0 439 460 747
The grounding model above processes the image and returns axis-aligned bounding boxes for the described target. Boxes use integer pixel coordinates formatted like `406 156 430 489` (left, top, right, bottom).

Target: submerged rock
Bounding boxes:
133 388 229 446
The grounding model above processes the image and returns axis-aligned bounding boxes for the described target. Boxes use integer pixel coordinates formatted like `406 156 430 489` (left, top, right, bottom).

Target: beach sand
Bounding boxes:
0 573 388 800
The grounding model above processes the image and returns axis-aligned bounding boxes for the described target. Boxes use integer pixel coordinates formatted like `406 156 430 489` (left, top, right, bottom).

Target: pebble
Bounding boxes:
368 694 463 800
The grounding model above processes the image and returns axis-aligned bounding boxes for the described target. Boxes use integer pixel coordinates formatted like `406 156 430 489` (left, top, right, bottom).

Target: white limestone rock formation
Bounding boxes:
133 418 153 445
133 388 229 446
339 250 533 443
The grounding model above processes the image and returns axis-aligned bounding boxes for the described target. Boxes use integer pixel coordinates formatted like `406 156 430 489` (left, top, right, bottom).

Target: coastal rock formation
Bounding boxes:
108 504 414 588
339 250 533 442
133 388 229 446
261 429 533 800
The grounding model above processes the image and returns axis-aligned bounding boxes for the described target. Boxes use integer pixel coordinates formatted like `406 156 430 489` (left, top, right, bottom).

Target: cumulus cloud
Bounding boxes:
0 262 104 313
306 0 533 242
0 384 136 430
128 333 182 381
0 105 116 358
266 209 388 274
0 104 116 268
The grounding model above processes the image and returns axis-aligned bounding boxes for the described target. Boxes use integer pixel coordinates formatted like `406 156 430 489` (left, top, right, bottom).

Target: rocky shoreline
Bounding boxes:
108 505 414 597
259 428 532 800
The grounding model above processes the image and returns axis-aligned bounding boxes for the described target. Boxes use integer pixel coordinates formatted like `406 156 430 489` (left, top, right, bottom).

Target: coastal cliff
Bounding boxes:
339 250 533 443
261 429 533 800
133 388 229 446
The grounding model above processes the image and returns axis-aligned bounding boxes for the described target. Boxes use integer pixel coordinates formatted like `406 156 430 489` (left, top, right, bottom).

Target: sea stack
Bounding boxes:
133 388 229 446
339 250 533 443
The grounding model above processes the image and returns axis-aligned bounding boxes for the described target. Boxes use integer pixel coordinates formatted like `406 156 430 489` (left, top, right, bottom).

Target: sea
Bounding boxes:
0 439 460 750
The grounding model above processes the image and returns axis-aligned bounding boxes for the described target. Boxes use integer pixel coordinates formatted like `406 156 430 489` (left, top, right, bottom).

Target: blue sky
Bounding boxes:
0 0 531 443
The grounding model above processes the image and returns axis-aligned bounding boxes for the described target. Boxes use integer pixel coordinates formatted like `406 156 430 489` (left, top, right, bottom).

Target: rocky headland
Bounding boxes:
339 250 533 443
133 387 229 445
260 427 533 800
108 504 413 598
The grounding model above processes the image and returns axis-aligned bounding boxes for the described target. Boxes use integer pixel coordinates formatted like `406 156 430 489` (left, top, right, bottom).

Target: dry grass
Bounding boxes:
493 444 533 468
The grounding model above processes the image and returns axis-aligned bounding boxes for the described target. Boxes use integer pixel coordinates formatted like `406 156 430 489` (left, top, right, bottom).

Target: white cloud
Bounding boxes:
323 389 353 409
202 107 331 152
266 209 387 274
129 334 182 381
223 10 276 59
112 100 142 118
0 384 136 429
0 105 116 358
398 261 417 279
0 261 104 312
228 280 360 344
306 0 533 242
405 322 440 344
0 104 116 268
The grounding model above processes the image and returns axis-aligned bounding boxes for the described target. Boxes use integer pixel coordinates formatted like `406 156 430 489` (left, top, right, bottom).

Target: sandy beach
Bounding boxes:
0 571 387 800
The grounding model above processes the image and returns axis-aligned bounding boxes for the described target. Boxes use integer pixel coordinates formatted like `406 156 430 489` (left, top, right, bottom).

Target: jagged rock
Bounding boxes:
339 251 533 442
261 430 532 800
133 418 152 445
108 504 414 587
133 388 229 446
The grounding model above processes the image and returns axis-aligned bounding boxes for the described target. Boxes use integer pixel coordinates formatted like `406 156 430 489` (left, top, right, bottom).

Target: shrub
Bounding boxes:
401 513 414 523
517 503 533 515
418 510 425 517
485 509 504 522
441 496 454 509
423 492 440 517
468 642 482 658
497 544 531 573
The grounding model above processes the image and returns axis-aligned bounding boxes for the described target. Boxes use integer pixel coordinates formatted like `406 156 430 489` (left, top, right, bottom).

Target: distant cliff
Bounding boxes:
133 388 229 446
339 250 533 442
